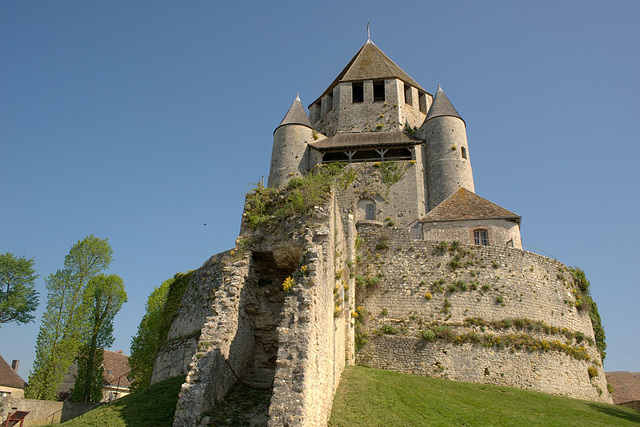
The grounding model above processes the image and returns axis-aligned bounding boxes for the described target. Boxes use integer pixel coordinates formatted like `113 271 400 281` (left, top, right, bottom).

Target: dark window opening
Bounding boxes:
373 80 385 102
322 152 350 163
385 147 413 160
404 83 412 105
352 82 364 103
461 147 467 159
419 92 427 113
351 150 380 161
326 93 333 111
474 229 490 246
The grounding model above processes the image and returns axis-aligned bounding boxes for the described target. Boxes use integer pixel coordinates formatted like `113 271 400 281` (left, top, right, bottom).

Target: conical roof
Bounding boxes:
311 40 427 106
425 84 462 122
422 188 520 223
276 95 312 132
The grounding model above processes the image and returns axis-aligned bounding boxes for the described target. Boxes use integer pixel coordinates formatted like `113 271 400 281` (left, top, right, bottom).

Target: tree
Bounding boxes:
0 252 39 325
25 235 114 400
72 274 127 402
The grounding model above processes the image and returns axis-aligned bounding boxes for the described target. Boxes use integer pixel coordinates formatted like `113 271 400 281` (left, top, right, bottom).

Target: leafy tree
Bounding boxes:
0 252 39 325
26 235 113 400
72 274 127 402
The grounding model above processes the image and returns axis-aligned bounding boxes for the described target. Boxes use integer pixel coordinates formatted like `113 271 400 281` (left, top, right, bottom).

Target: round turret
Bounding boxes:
417 85 475 210
268 96 316 188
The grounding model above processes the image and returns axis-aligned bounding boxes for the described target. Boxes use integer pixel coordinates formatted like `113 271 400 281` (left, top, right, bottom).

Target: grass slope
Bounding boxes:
58 375 185 427
329 366 640 427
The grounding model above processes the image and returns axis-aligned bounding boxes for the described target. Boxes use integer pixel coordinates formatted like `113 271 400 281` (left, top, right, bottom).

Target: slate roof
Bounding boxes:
102 350 131 389
275 95 312 132
425 84 462 123
422 188 520 223
308 131 422 151
0 355 26 389
311 40 428 106
606 371 640 404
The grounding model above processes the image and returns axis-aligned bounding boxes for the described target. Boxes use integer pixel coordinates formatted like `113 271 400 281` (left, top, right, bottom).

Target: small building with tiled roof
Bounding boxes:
0 356 26 398
606 371 640 411
59 350 131 402
418 188 522 249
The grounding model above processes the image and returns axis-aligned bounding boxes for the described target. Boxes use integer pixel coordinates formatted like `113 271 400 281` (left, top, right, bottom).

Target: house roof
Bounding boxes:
425 84 462 123
308 131 422 151
275 95 312 132
422 188 520 223
311 40 428 106
102 350 131 389
606 371 640 404
0 355 26 389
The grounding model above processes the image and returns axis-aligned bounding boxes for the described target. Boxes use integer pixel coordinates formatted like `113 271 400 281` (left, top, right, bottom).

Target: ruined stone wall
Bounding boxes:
269 192 355 426
151 252 231 384
354 224 611 402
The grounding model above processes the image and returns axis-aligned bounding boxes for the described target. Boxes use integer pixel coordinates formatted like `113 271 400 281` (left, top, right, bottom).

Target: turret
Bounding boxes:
417 85 475 210
268 95 316 188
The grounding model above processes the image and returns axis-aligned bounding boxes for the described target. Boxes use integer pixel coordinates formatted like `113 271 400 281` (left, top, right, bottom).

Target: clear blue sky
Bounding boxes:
2 1 639 380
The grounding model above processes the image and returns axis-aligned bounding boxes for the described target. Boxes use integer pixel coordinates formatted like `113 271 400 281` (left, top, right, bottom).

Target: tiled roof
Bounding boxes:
606 371 640 404
425 84 462 123
102 350 131 389
276 95 312 131
422 188 520 223
311 40 427 106
309 131 421 151
0 355 26 389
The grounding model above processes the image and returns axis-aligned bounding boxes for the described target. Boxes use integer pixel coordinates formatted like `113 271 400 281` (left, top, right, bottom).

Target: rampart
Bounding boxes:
354 224 611 402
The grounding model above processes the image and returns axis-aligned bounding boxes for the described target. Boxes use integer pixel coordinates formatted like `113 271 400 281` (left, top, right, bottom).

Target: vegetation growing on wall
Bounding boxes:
375 162 405 187
129 271 193 391
569 267 606 360
244 163 356 228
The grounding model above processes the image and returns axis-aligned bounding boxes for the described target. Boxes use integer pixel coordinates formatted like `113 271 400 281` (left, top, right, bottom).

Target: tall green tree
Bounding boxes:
26 235 113 400
0 252 39 325
72 274 127 402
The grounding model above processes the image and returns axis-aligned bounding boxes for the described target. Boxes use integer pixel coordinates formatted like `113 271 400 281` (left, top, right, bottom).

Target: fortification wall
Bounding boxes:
354 225 611 402
152 252 231 384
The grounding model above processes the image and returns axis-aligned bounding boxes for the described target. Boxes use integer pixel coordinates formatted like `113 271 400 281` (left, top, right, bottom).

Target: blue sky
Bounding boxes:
1 1 639 380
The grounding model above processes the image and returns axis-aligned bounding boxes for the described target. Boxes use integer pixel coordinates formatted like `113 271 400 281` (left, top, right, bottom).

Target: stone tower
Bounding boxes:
417 84 475 210
268 95 316 188
157 37 610 427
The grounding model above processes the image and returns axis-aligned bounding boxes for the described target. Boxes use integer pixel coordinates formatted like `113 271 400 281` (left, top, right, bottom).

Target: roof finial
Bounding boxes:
295 93 300 102
367 20 371 42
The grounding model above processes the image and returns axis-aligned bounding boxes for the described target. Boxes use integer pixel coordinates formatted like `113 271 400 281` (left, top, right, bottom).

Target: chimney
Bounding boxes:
11 360 19 371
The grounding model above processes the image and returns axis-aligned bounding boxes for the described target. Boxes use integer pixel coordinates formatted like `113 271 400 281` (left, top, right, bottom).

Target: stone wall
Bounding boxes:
354 224 612 402
0 397 97 426
421 218 522 249
152 251 231 385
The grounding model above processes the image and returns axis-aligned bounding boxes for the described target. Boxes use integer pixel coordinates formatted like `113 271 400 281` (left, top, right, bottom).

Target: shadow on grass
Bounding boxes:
586 402 640 424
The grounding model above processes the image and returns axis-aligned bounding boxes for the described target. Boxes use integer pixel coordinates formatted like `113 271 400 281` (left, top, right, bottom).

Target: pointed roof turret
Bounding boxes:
311 41 427 106
276 95 312 132
425 84 463 123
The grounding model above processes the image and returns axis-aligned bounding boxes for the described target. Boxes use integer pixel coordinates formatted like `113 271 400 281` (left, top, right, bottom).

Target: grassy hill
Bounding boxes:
329 366 640 426
57 375 184 426
56 368 640 426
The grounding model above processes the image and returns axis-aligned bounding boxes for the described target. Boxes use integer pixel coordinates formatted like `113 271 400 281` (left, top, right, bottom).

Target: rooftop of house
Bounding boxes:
421 188 520 223
606 371 640 404
311 39 427 106
0 355 26 389
102 350 131 389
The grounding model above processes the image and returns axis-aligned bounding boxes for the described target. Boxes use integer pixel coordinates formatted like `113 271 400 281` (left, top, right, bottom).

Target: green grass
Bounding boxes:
58 375 185 426
329 366 640 426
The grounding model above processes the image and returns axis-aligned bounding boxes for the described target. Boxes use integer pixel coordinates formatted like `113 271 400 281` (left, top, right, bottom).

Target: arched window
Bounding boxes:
473 229 489 246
